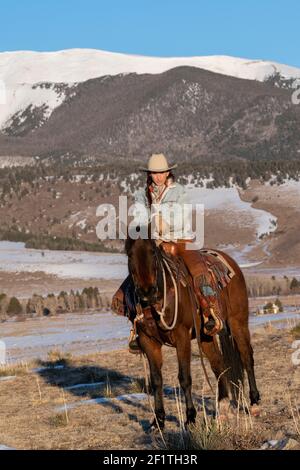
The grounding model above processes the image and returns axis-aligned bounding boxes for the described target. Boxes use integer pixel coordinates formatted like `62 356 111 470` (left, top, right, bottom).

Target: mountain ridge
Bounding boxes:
1 65 299 162
1 48 300 133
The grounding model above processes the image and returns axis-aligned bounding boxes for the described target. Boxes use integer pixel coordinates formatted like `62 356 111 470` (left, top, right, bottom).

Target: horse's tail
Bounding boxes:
219 324 244 403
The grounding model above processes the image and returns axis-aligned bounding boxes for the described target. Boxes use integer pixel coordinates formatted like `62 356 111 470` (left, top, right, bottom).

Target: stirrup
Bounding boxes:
203 309 224 336
128 330 142 354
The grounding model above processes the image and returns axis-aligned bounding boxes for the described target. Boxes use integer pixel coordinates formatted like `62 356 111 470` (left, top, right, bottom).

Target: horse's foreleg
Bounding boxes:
175 328 197 426
138 334 165 430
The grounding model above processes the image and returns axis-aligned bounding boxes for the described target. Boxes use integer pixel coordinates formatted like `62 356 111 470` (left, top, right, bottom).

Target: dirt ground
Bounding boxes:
0 327 299 450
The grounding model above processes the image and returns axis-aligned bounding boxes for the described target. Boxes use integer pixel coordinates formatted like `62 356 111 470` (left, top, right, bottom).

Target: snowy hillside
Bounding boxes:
1 49 300 84
0 48 300 131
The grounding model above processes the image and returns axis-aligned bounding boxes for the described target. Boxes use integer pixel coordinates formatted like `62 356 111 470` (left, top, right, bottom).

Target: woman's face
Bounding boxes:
150 171 169 187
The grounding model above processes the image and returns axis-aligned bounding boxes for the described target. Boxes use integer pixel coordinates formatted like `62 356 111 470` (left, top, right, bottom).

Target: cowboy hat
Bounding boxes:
139 153 177 172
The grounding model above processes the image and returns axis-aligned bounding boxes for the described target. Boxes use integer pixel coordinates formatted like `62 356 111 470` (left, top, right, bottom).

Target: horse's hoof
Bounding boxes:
217 414 229 424
218 399 230 414
250 404 261 417
148 419 164 434
185 420 196 430
217 399 236 421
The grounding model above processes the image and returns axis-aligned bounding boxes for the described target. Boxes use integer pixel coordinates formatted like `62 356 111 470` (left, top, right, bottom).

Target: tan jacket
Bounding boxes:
133 180 193 241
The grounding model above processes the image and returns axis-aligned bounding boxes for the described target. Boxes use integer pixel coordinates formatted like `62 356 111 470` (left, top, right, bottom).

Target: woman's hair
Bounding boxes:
145 171 175 206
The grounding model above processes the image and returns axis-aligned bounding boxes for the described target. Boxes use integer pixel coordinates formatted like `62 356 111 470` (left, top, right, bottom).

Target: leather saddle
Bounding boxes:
160 241 234 291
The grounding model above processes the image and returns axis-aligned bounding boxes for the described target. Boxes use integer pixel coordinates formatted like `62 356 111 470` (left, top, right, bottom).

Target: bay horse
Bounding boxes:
125 234 260 430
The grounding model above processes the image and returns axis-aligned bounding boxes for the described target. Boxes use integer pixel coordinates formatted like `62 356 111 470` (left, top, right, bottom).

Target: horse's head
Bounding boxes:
125 233 161 304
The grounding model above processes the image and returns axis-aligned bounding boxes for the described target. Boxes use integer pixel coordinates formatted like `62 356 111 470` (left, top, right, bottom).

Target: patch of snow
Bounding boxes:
1 312 131 363
185 175 215 189
76 218 87 230
0 444 15 450
250 312 300 330
71 175 85 183
0 156 35 168
120 180 131 193
0 82 68 130
55 392 147 412
64 381 105 391
64 378 131 391
186 187 277 239
0 376 16 382
260 439 299 450
69 211 82 220
1 49 299 85
239 261 264 268
0 241 128 279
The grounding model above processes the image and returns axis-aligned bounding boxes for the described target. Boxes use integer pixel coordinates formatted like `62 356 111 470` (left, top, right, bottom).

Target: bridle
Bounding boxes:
129 240 162 307
129 240 179 331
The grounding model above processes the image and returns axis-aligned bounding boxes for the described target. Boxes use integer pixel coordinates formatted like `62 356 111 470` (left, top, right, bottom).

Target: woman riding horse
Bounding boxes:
112 153 225 351
112 153 260 429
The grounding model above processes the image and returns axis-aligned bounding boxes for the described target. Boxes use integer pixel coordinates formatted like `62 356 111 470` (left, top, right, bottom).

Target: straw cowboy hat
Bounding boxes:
140 153 177 172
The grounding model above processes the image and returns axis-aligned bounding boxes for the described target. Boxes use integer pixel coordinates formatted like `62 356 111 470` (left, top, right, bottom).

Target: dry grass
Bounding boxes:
291 323 300 339
128 376 148 394
154 415 262 451
0 329 299 450
0 361 30 377
46 350 73 364
153 381 263 451
48 413 69 428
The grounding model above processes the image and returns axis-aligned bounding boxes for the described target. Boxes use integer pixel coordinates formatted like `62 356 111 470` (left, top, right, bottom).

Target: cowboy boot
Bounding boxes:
111 290 141 352
128 328 142 354
128 303 146 354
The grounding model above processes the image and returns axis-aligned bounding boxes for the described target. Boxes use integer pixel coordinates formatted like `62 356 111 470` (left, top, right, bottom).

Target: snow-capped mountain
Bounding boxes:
0 48 300 131
1 48 300 84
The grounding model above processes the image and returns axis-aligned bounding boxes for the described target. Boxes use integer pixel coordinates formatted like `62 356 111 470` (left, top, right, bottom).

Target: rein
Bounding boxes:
156 257 179 330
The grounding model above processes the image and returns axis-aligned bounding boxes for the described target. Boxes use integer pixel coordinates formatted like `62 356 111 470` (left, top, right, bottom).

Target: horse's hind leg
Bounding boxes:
175 328 197 426
229 321 260 406
213 251 260 408
138 334 165 430
201 338 229 402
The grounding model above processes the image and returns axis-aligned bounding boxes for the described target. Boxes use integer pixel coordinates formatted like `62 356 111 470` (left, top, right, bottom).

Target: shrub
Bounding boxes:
6 297 23 316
